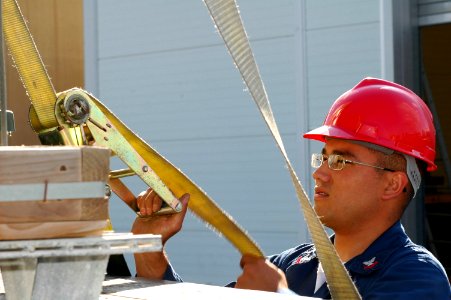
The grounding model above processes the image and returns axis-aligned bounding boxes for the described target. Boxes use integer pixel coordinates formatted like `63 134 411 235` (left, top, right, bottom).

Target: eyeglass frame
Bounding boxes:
311 153 396 172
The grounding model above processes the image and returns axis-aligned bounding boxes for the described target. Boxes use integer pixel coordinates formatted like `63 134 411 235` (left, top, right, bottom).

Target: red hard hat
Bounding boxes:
303 77 437 171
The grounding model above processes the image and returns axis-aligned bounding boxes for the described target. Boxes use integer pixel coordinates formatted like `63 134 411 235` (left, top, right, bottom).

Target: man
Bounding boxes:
132 78 451 298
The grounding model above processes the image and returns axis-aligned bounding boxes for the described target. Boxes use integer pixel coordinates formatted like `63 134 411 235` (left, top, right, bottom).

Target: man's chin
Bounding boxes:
313 209 332 228
313 204 323 217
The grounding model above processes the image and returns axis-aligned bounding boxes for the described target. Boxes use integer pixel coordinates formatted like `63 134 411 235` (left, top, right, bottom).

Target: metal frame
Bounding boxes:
392 0 426 245
0 233 162 300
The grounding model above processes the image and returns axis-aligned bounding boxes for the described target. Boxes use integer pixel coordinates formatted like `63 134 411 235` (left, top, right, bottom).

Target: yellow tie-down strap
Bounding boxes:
2 0 263 258
3 0 58 129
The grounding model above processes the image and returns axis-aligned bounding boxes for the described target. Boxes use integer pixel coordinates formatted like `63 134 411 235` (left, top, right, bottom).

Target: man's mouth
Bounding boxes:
314 187 329 198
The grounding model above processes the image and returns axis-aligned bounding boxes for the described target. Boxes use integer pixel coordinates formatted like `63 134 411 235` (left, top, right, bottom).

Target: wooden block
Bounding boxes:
81 146 111 182
0 220 108 240
0 198 109 223
0 146 82 183
0 146 111 240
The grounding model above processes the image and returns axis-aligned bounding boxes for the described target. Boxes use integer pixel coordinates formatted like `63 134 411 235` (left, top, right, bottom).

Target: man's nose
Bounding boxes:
312 162 331 182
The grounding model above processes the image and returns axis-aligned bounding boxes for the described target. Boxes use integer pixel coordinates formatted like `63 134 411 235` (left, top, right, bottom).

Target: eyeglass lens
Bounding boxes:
311 153 345 170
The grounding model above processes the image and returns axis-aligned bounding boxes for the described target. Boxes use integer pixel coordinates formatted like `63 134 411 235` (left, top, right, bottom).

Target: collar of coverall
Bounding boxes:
326 138 421 198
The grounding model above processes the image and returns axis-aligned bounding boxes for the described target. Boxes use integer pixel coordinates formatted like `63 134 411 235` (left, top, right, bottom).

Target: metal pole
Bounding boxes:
0 0 9 146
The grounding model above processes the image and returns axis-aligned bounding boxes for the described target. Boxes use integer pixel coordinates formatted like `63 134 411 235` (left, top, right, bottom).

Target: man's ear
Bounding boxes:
381 171 409 200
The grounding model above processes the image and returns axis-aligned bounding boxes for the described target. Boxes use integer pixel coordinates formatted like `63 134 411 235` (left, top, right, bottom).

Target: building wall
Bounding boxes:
304 0 389 133
85 0 391 284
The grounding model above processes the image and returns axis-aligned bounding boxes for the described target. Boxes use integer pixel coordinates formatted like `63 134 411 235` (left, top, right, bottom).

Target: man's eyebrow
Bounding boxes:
322 148 357 159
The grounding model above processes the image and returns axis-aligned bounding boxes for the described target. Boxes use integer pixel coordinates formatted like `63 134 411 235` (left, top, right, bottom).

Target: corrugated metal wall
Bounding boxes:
304 0 383 132
84 0 389 284
418 0 451 25
303 0 389 163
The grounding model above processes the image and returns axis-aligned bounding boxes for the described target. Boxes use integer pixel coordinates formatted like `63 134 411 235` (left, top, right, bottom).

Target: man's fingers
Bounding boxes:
174 193 190 220
137 188 189 217
142 189 153 215
137 188 159 215
151 192 162 213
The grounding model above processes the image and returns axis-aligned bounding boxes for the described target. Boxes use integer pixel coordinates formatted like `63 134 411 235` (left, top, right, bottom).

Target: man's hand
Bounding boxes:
132 190 190 279
235 254 289 292
132 189 190 244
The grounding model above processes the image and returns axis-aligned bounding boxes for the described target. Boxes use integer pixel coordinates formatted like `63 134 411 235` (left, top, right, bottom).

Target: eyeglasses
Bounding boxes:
311 153 395 172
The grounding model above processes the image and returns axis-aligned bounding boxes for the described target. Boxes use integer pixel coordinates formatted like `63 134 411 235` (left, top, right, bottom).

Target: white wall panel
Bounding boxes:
97 1 296 59
97 37 297 141
306 0 379 29
306 22 381 128
304 2 382 132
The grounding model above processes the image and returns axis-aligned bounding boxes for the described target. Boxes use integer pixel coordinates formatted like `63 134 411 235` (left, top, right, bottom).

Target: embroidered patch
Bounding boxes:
293 248 316 265
363 257 378 270
294 255 312 264
294 256 304 264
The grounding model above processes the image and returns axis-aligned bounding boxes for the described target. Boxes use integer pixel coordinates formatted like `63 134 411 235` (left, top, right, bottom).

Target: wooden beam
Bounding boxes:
0 146 110 240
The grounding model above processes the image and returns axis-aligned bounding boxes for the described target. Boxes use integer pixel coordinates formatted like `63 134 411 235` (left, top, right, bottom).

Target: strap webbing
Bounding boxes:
3 0 58 129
